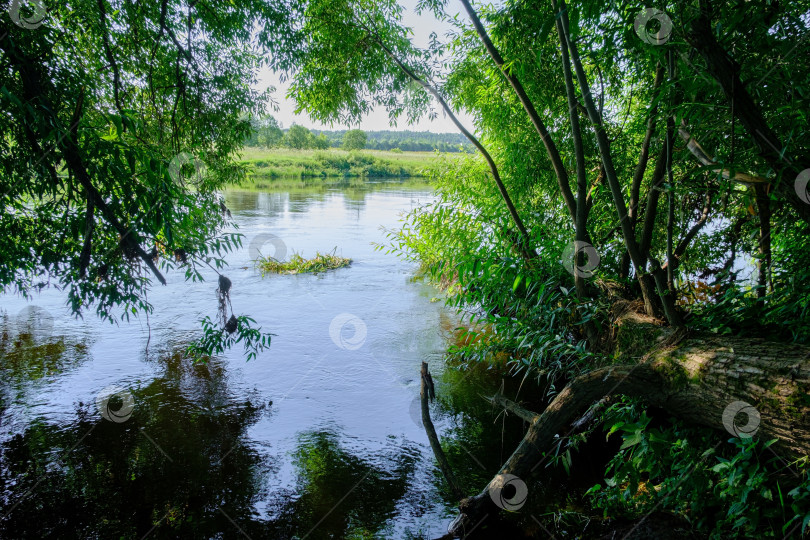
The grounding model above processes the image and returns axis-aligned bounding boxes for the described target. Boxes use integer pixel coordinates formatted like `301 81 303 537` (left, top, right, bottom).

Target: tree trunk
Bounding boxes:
448 332 810 536
755 184 773 297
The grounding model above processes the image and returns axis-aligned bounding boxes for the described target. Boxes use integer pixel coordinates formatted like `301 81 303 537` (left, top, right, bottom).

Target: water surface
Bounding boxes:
1 179 524 539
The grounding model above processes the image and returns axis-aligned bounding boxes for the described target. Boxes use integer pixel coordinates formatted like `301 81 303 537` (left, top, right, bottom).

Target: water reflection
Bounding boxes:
267 430 418 538
226 178 431 216
0 341 268 538
0 330 578 538
0 312 91 410
0 335 89 386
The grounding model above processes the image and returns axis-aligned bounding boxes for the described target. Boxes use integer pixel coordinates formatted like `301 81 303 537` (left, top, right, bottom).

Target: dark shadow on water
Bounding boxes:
0 340 441 539
264 430 420 539
1 342 271 538
429 362 619 538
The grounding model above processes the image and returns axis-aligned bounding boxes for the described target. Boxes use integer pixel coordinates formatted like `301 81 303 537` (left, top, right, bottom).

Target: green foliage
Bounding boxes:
688 223 810 343
586 399 810 537
284 124 315 149
312 133 331 150
257 249 351 275
382 156 605 387
246 117 329 150
310 129 473 152
4 0 810 529
240 148 431 178
245 114 284 148
263 0 810 534
186 315 272 363
246 125 473 152
0 0 277 359
342 129 368 151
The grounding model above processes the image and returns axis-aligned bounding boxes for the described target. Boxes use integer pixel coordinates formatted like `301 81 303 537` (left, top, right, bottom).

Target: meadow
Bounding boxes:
237 147 445 179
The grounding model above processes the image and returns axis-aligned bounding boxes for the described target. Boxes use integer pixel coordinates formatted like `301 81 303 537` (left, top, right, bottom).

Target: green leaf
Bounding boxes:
620 431 643 450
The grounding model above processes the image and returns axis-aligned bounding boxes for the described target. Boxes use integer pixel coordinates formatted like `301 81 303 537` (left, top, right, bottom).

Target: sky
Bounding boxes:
253 0 472 133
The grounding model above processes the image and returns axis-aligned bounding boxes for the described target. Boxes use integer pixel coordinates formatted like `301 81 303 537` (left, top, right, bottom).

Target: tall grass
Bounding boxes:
257 249 352 275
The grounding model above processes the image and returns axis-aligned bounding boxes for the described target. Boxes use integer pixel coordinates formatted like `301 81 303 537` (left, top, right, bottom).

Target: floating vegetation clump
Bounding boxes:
258 249 351 275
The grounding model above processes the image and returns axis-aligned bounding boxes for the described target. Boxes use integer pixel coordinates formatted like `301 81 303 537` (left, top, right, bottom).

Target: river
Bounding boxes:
0 179 529 539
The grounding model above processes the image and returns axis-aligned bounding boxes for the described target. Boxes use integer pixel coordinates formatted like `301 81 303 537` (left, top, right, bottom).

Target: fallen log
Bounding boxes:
485 393 540 424
448 333 810 536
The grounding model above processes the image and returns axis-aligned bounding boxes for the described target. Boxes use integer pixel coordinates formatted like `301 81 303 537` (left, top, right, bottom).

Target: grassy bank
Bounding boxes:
238 147 442 179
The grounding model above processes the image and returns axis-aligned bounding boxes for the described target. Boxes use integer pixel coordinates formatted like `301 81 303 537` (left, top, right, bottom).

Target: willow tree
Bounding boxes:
264 0 810 531
0 0 279 358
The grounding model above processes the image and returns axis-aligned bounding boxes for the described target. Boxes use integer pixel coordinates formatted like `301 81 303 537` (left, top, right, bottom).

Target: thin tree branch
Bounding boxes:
96 0 124 115
79 198 95 279
458 0 577 223
630 65 665 225
485 393 540 424
370 33 535 259
639 151 667 264
558 0 680 325
666 118 676 291
678 124 768 184
621 64 665 279
661 189 712 274
754 184 773 297
420 362 464 501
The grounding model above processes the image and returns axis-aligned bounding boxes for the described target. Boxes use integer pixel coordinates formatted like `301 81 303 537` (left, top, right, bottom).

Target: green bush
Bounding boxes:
585 398 810 537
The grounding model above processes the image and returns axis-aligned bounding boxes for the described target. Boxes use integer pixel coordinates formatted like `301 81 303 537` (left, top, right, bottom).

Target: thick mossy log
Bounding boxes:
448 333 810 536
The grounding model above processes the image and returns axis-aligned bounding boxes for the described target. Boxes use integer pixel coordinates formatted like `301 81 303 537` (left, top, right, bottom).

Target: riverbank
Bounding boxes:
238 147 443 179
229 175 433 192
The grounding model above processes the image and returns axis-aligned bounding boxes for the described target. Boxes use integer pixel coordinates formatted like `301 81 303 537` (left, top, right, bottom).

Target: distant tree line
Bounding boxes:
244 115 472 152
313 128 472 152
244 117 330 149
